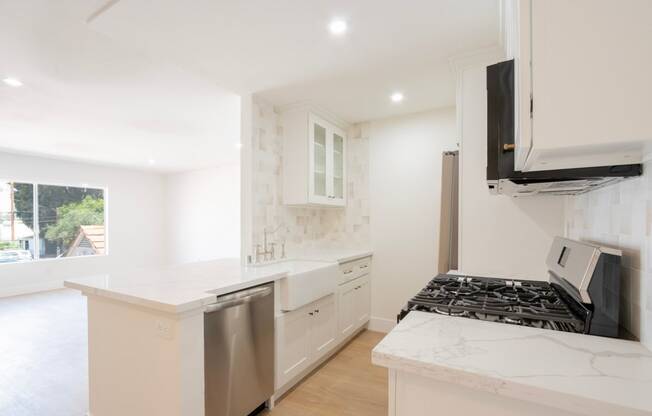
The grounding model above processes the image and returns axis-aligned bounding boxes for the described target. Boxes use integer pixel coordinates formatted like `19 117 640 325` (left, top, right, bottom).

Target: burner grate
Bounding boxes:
407 275 586 333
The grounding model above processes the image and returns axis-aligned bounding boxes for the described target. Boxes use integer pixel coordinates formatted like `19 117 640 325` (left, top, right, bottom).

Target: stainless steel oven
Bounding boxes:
204 283 274 416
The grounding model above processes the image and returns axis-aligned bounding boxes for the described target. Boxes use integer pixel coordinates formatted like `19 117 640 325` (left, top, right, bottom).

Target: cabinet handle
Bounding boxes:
343 269 353 275
359 264 368 269
315 309 320 313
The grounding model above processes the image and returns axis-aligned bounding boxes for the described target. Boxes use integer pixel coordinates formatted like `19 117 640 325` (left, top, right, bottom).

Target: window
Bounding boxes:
0 181 106 264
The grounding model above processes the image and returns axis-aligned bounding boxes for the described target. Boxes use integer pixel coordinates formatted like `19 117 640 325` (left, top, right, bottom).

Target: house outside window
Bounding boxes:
0 181 106 264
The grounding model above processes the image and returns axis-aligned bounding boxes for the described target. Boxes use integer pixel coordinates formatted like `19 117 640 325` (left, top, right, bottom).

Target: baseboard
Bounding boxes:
368 316 396 333
0 281 63 298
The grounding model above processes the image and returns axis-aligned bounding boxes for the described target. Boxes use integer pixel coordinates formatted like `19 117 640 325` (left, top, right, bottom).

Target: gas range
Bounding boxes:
398 274 587 333
399 237 623 338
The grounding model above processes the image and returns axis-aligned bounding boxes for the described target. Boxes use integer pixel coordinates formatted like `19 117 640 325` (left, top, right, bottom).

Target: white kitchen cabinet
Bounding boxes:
338 274 371 339
354 277 371 325
275 256 372 394
276 294 338 389
276 303 313 388
504 0 652 172
337 280 357 339
309 295 337 359
281 107 347 207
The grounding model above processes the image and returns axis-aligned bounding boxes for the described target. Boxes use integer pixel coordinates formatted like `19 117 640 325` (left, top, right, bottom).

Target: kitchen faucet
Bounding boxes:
255 225 286 263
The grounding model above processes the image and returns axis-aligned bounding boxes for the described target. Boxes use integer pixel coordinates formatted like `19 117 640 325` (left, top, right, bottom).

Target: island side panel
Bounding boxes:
86 294 204 416
393 370 582 416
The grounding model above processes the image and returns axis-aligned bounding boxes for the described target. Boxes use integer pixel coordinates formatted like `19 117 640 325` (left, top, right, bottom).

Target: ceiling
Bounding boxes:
0 0 241 172
0 0 499 172
88 0 500 123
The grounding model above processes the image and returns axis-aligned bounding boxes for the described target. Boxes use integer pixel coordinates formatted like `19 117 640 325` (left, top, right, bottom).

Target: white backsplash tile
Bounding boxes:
251 98 370 254
565 161 652 349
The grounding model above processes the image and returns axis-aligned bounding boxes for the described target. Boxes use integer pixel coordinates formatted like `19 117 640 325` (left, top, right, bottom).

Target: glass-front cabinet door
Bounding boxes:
312 121 327 199
308 113 346 206
331 130 345 204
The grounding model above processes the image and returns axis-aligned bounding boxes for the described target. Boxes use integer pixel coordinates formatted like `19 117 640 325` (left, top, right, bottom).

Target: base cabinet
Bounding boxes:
389 370 582 416
275 256 372 394
276 295 338 389
276 303 313 388
354 276 371 325
338 280 357 338
338 274 371 338
310 295 337 358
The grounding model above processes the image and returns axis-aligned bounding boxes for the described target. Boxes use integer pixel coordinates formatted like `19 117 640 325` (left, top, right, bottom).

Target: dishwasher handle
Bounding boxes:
205 285 272 314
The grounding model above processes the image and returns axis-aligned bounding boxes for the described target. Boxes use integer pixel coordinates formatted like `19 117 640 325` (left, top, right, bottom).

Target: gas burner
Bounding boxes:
404 274 586 334
433 307 467 317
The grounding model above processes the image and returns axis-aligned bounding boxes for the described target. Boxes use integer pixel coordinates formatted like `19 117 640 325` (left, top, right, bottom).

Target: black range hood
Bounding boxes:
486 60 642 196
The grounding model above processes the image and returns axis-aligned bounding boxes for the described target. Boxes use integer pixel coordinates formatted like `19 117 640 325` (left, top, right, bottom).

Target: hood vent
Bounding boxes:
486 60 642 196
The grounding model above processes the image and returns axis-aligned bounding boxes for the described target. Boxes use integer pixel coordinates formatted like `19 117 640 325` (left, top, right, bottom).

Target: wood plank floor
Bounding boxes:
0 289 387 416
261 330 388 416
0 289 88 416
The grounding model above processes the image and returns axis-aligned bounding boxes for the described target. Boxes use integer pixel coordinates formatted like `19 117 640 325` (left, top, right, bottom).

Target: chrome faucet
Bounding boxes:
255 226 286 263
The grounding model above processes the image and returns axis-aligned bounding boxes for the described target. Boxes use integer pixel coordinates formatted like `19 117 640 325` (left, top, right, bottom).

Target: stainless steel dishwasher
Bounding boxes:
204 283 274 416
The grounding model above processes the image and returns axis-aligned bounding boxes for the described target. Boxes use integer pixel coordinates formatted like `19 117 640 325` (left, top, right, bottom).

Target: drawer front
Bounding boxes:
338 256 371 285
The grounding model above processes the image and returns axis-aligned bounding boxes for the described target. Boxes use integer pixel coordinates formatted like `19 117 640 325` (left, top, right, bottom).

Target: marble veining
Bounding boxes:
372 311 652 416
65 250 372 314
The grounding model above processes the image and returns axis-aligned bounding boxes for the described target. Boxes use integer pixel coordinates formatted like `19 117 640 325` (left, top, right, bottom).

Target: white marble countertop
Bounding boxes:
64 249 373 314
289 247 373 264
64 258 289 314
372 311 652 416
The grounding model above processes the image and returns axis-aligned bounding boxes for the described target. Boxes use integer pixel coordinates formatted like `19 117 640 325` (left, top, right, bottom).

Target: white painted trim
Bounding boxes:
240 94 254 264
0 281 63 298
388 369 397 416
448 45 505 76
275 101 351 130
498 0 507 52
455 63 465 273
368 316 395 333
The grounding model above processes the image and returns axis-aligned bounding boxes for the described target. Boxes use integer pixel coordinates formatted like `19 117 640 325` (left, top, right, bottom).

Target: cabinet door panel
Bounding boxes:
354 278 371 326
332 132 345 201
276 308 312 388
313 122 327 197
308 114 332 205
338 283 356 338
310 296 337 360
528 0 652 170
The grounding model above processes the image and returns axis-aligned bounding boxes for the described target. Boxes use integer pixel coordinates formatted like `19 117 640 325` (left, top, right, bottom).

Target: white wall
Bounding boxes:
165 164 240 264
0 152 166 297
457 64 565 280
369 107 458 326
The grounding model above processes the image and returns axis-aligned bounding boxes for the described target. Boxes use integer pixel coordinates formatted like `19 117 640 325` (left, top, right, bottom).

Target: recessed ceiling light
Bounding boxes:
328 19 348 35
391 92 404 103
148 159 156 166
3 77 23 87
234 142 243 150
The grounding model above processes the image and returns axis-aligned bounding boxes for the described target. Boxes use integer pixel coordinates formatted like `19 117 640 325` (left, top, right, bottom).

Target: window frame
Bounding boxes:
0 179 109 264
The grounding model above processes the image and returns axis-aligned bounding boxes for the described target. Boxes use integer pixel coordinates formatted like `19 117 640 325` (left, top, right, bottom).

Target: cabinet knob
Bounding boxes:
309 312 314 316
315 309 319 313
503 143 516 152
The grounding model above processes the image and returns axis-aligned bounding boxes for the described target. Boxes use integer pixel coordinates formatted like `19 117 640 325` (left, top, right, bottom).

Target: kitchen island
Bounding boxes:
372 311 652 416
65 258 290 416
65 249 373 416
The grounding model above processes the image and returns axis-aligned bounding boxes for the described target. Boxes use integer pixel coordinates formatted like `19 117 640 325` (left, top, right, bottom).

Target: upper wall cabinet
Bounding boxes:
281 107 347 207
503 0 652 172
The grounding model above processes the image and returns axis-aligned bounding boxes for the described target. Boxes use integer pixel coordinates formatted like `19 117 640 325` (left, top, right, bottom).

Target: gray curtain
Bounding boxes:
438 151 459 274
